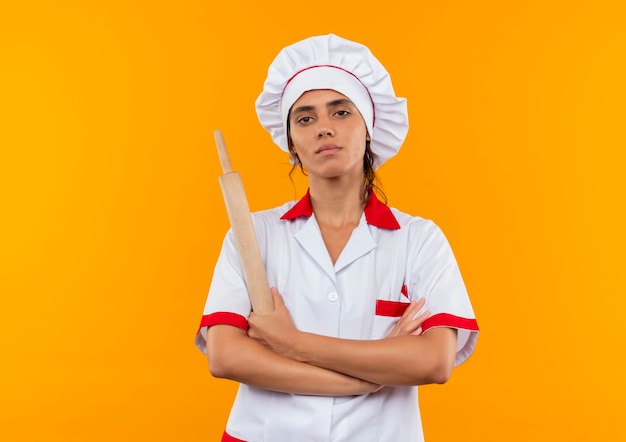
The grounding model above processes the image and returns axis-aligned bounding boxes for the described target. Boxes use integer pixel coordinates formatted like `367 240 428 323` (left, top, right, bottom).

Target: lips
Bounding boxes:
316 144 341 154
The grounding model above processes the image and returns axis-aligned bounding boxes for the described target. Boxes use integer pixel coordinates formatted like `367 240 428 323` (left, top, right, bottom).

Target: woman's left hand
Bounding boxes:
387 298 430 338
248 288 299 357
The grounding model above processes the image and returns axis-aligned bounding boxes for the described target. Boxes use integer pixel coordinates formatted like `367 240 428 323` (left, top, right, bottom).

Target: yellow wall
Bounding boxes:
1 1 624 440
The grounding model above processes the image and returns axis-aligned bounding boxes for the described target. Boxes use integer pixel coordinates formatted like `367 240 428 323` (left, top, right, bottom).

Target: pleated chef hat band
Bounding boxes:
280 65 375 142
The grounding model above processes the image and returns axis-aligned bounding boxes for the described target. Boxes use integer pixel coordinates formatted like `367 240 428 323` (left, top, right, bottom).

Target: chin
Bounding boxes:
304 160 362 180
313 168 348 179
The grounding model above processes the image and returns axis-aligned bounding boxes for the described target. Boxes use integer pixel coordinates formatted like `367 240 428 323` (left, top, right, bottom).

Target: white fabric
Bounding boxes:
281 66 374 141
255 34 409 168
195 199 478 442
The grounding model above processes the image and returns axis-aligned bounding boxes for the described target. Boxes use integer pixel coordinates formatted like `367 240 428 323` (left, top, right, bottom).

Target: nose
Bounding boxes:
315 114 335 138
316 124 334 138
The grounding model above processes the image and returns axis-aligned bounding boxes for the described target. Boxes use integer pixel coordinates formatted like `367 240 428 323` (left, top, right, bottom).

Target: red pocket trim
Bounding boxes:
401 284 409 298
375 299 410 317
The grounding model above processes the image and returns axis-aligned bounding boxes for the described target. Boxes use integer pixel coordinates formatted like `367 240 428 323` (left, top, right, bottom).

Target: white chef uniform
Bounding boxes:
195 190 479 442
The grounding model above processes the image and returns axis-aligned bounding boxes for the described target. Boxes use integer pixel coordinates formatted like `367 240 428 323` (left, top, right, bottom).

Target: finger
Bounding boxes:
402 297 425 320
247 326 257 339
270 287 285 306
399 308 429 335
391 304 418 335
414 297 426 310
400 301 419 320
268 288 284 313
409 298 425 317
412 309 430 324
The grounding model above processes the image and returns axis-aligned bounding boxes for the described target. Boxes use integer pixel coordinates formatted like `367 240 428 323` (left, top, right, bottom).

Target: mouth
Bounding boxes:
316 144 341 154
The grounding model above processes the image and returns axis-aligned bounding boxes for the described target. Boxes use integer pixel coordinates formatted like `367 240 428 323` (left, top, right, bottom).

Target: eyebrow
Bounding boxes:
291 98 355 115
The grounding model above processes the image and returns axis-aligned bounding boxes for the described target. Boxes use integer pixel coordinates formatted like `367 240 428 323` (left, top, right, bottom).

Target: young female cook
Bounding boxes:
196 34 479 442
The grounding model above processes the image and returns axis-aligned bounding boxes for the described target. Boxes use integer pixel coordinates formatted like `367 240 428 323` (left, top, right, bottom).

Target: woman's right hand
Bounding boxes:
387 298 430 338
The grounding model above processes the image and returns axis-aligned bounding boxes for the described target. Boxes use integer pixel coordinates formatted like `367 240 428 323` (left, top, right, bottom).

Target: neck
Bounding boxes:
308 175 367 228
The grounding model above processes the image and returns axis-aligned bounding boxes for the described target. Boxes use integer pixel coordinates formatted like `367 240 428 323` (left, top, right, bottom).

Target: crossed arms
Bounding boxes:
207 289 457 396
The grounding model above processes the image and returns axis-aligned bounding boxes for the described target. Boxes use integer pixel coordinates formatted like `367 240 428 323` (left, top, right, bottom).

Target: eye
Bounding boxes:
334 110 351 117
297 116 313 124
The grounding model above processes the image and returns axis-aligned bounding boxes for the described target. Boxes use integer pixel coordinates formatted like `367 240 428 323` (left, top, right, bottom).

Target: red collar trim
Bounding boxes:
280 190 400 230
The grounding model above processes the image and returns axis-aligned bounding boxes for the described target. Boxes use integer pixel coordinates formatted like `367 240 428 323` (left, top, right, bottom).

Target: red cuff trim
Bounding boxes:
421 313 479 333
375 299 410 317
197 312 249 333
222 431 246 442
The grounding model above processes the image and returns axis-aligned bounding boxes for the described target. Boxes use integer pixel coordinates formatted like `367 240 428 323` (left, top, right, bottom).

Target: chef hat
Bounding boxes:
255 34 408 168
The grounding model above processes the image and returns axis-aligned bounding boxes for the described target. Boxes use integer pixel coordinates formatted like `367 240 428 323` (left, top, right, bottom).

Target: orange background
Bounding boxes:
1 1 625 441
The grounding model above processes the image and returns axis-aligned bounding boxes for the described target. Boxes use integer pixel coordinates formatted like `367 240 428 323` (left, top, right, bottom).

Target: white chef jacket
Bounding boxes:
196 191 479 442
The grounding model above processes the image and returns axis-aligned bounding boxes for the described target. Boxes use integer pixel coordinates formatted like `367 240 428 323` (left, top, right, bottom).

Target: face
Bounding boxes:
288 89 370 180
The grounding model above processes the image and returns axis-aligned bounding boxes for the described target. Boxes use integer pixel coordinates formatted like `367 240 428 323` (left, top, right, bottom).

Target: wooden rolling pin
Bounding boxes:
214 129 274 313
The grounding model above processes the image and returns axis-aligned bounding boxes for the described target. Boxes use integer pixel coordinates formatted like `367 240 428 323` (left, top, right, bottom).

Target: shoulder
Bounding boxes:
386 207 454 253
389 207 441 236
250 200 300 229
